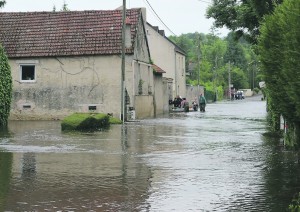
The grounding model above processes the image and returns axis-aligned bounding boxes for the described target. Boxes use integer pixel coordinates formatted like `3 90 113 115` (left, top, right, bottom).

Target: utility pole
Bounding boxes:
253 61 255 90
121 0 126 123
228 62 231 100
197 35 201 95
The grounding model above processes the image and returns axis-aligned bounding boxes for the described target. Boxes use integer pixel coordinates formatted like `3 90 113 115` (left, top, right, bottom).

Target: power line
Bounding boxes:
142 0 177 36
141 0 212 36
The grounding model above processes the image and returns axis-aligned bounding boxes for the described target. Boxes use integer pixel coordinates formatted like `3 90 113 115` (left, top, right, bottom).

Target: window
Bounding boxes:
20 65 35 82
88 105 97 111
23 104 32 109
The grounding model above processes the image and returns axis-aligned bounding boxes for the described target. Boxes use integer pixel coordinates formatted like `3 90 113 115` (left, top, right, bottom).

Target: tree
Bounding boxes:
0 44 12 127
206 0 283 43
258 0 300 147
61 0 70 11
0 0 5 8
170 32 253 101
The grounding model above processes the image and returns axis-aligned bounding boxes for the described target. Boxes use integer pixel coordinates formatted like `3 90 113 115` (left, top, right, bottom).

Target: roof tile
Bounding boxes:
0 9 141 58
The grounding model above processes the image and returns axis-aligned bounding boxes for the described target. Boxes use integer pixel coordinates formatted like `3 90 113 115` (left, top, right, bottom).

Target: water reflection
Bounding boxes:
0 152 13 212
0 97 300 211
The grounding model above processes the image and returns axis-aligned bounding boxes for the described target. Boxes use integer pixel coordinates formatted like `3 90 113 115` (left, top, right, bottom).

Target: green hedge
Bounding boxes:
61 113 121 131
0 44 12 127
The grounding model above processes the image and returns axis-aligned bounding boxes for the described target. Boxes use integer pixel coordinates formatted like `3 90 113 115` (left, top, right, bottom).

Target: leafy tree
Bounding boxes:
61 0 69 11
258 0 300 147
170 32 254 101
230 67 248 90
0 44 12 127
224 33 247 70
206 0 283 43
0 0 5 8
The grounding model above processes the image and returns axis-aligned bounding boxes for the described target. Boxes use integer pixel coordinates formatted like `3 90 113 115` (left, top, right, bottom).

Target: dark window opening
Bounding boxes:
89 106 97 111
21 65 35 81
23 105 31 109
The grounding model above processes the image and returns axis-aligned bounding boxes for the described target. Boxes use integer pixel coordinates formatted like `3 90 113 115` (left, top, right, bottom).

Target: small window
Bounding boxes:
20 65 35 82
23 105 31 109
88 106 97 111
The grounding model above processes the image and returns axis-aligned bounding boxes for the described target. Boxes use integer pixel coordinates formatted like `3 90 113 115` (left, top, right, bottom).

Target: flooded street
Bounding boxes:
1 95 300 211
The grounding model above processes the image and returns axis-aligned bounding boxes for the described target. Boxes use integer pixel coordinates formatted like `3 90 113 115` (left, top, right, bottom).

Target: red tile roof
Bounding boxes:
0 9 141 58
152 64 166 74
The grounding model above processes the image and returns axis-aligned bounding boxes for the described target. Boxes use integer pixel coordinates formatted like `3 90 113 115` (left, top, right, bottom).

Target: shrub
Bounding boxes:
289 192 300 211
61 113 120 131
0 44 12 127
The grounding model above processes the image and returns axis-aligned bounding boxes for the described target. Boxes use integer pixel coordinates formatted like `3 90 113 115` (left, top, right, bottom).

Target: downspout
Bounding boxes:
174 50 178 96
132 60 135 107
121 0 126 122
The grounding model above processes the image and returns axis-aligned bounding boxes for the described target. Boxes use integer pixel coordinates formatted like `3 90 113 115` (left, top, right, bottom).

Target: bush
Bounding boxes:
253 87 260 94
289 192 300 211
61 113 121 131
0 44 12 127
109 116 123 124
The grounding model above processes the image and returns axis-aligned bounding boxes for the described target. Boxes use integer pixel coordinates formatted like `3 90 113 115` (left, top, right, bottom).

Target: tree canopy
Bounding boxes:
206 0 283 43
258 0 300 146
169 32 257 101
0 0 6 8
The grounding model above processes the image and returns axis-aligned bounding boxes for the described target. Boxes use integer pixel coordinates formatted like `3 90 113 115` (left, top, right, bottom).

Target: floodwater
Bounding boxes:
1 95 300 211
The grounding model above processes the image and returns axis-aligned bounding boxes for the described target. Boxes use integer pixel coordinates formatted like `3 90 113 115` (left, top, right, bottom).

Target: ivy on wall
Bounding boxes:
0 44 12 126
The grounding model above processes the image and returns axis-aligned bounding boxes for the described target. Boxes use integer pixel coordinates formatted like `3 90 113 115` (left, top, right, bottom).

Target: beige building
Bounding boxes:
0 9 174 120
146 23 186 100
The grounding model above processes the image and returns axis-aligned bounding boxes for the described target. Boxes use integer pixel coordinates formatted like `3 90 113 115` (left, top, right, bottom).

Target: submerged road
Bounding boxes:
1 95 300 211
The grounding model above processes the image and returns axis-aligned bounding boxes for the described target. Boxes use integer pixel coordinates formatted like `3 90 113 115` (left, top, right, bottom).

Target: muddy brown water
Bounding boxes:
1 96 300 211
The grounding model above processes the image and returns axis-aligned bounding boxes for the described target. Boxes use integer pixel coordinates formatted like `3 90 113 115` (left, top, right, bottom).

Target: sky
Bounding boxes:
1 0 229 37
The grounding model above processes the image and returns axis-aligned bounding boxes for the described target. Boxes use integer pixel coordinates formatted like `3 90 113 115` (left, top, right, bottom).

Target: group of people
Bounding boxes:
172 96 189 111
171 93 207 112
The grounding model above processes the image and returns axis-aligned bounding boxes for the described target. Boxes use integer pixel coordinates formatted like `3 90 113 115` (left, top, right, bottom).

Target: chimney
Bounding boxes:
125 18 132 48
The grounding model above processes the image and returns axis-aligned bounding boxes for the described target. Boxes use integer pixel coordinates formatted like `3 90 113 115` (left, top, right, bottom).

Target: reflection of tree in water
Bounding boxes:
261 136 300 211
0 152 13 212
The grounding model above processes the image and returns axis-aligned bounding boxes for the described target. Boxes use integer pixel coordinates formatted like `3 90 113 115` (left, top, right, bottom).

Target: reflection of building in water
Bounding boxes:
4 124 153 211
21 153 36 179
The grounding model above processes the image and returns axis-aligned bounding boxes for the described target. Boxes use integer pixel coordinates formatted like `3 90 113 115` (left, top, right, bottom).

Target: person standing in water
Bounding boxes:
199 93 207 112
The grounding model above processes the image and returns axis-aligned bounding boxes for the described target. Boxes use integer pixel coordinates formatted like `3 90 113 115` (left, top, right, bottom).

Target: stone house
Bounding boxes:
0 9 171 120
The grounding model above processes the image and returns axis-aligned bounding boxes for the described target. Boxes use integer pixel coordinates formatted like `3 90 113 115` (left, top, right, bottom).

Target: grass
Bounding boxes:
61 113 122 131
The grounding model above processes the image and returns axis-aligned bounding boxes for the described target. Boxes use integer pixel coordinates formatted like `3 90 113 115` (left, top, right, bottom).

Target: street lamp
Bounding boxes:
213 56 223 102
228 61 231 100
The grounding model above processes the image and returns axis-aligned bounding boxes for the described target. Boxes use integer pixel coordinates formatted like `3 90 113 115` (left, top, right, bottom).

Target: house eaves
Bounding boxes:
152 64 166 74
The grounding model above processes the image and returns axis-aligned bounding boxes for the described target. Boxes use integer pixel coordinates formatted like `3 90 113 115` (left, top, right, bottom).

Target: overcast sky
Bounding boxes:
1 0 229 37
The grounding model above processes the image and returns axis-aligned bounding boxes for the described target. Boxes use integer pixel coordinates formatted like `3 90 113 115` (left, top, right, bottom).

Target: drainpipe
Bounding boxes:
121 0 126 123
174 50 178 96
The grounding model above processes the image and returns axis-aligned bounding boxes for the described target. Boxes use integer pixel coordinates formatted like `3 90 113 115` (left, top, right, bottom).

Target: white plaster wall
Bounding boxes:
175 52 186 98
153 74 164 116
146 26 175 83
9 55 123 120
134 95 154 119
146 24 186 99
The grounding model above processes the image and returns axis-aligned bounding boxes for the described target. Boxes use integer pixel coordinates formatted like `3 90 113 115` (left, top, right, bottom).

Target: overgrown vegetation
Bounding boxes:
258 0 300 149
206 0 283 44
61 113 122 131
0 44 12 127
289 192 300 211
